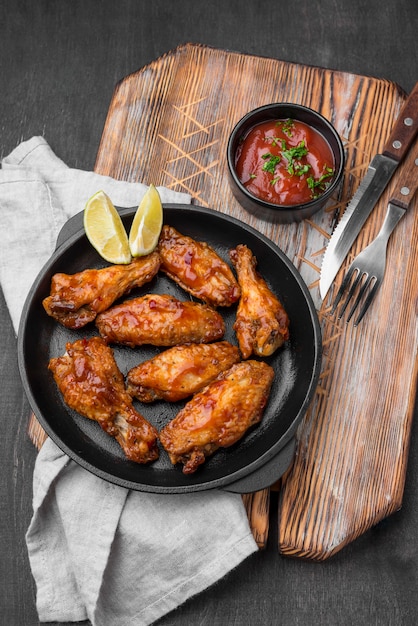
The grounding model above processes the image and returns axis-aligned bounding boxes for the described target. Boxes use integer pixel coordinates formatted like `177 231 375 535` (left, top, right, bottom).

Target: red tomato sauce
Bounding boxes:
235 118 335 206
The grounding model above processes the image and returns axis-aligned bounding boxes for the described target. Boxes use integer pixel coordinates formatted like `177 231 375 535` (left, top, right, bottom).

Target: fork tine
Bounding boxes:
353 278 380 326
336 269 364 319
329 197 407 326
346 274 372 322
338 270 362 318
331 266 358 315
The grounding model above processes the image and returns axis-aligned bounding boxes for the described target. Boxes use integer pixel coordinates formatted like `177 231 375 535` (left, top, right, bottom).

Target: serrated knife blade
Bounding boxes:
319 82 418 300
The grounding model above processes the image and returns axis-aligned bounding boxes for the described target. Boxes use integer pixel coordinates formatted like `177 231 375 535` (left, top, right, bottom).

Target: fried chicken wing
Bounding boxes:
126 341 240 403
96 294 225 348
48 336 159 463
159 360 274 474
158 225 240 307
43 251 161 329
229 244 290 358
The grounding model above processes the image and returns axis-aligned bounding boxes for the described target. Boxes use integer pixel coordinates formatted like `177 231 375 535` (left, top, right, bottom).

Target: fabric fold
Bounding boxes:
26 438 129 623
26 440 257 626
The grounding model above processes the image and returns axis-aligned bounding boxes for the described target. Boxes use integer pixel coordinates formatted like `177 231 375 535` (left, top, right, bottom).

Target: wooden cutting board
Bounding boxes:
32 43 417 559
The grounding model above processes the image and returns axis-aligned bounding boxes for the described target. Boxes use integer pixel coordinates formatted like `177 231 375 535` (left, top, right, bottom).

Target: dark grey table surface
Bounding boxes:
1 1 417 624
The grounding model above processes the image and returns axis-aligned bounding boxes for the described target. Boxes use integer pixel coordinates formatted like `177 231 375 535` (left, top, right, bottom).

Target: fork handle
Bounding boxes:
376 202 406 246
383 82 418 162
372 149 417 263
387 145 418 210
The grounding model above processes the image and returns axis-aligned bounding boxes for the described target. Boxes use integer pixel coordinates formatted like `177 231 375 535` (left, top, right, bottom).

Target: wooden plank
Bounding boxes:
242 490 271 549
27 413 48 452
33 43 414 559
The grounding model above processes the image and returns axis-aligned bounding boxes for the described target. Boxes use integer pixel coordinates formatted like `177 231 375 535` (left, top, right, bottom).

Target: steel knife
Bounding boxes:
319 81 418 300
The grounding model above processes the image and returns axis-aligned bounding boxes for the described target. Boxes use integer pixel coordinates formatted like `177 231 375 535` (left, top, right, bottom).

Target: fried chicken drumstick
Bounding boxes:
126 341 240 403
43 251 161 329
158 225 240 307
96 294 225 348
159 360 274 474
48 337 159 463
229 244 290 358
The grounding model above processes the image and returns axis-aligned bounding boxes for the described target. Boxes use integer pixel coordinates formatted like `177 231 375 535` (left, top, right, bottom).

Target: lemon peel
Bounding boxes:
129 184 163 257
83 190 131 264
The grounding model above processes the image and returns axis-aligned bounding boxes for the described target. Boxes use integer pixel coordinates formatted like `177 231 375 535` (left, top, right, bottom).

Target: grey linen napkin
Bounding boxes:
0 137 258 625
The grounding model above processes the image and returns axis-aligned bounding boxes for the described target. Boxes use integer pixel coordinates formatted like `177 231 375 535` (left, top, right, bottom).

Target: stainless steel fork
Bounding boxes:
331 154 418 325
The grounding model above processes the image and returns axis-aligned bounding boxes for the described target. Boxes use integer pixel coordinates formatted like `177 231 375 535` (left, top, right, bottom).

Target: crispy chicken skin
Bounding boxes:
229 244 290 359
43 251 161 329
96 294 225 348
159 360 274 474
48 337 159 463
158 225 241 307
126 341 240 403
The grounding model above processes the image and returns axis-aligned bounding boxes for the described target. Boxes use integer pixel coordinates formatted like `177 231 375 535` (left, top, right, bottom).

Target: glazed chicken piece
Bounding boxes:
43 251 161 329
126 341 240 403
229 244 290 358
96 294 225 348
48 336 159 463
158 225 241 307
159 360 274 474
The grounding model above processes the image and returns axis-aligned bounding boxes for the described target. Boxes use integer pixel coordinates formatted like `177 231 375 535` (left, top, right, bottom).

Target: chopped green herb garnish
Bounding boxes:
282 140 309 176
261 152 281 175
307 166 334 197
294 163 311 176
276 118 294 137
282 140 308 162
263 136 282 148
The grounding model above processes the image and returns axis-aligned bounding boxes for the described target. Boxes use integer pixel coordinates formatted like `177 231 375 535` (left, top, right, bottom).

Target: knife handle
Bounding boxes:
388 143 418 210
383 82 418 162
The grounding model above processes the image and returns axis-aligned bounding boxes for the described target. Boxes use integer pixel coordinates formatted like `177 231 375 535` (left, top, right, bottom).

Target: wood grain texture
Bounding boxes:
242 490 270 549
94 44 415 561
279 142 418 560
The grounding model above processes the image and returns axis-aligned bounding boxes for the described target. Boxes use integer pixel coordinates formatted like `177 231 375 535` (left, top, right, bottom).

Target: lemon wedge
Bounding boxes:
83 191 132 264
129 184 163 257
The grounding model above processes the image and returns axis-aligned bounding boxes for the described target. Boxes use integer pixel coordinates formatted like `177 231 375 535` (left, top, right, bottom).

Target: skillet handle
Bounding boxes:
223 438 296 494
56 211 85 248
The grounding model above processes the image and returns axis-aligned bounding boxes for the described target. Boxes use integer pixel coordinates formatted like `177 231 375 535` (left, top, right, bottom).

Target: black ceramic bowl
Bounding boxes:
227 103 345 223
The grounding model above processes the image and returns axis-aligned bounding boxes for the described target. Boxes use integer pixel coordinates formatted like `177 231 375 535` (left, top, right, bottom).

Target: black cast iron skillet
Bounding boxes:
18 204 321 493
